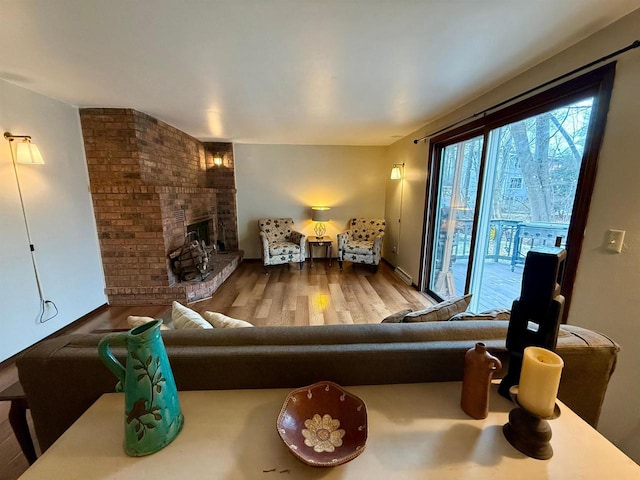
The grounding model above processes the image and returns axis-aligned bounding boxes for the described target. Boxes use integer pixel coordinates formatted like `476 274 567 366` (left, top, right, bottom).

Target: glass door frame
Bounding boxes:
425 129 488 299
419 63 616 321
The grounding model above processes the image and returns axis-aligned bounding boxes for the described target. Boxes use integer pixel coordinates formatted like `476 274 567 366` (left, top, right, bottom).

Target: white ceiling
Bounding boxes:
2 1 639 145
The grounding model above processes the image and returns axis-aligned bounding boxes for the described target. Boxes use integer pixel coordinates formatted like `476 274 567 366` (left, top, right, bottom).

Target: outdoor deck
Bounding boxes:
450 259 524 312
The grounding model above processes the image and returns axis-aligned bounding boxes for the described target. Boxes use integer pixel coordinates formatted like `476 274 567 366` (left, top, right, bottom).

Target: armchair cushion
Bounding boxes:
269 242 302 257
343 240 376 255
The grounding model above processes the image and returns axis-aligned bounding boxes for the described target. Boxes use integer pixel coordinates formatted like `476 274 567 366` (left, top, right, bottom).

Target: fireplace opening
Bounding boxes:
168 218 217 283
187 219 212 246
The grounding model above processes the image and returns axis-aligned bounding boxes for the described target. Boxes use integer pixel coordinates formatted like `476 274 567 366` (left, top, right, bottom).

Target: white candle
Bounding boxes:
518 346 564 417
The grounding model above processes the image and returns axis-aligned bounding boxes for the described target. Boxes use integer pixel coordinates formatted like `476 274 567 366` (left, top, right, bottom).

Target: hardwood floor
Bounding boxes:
0 259 432 479
190 259 433 326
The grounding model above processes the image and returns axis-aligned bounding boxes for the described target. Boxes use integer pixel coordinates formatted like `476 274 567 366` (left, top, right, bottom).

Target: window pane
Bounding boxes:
472 98 594 310
429 136 483 299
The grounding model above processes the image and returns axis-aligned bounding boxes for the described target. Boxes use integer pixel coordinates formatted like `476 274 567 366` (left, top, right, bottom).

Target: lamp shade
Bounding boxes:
213 154 223 166
16 141 45 165
390 166 402 180
311 207 330 222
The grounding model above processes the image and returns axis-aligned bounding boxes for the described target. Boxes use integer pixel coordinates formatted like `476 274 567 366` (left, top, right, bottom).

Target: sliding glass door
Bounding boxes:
423 65 615 316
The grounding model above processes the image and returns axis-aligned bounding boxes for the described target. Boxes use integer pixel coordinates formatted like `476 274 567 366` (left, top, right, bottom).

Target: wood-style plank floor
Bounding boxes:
0 259 432 479
191 259 433 326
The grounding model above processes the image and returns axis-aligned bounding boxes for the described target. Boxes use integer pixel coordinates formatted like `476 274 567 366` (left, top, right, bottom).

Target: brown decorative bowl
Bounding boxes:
277 381 368 467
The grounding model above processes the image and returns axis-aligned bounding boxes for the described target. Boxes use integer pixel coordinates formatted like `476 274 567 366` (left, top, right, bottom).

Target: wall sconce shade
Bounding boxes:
4 132 45 165
213 154 223 166
311 206 330 238
390 163 404 180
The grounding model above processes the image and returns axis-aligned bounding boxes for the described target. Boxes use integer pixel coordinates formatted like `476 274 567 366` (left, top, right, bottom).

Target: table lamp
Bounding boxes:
311 207 330 238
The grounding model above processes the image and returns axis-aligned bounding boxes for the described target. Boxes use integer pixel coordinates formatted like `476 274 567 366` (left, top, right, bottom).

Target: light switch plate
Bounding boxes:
606 229 625 253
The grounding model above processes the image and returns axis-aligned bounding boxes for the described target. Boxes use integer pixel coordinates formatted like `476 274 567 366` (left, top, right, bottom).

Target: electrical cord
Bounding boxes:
39 299 59 323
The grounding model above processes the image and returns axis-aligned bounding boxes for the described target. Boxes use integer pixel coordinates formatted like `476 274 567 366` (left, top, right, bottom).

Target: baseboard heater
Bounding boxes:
394 267 412 285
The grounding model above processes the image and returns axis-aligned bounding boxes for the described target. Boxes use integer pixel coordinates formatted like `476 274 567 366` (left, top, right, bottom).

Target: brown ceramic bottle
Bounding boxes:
460 342 503 419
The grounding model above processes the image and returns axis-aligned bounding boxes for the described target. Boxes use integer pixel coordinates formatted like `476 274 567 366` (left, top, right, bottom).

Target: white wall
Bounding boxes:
234 144 387 259
384 137 429 283
384 9 640 462
0 80 106 362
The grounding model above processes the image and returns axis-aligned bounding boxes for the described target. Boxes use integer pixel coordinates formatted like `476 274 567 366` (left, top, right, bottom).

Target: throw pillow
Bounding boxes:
171 301 212 329
381 309 413 323
126 315 171 330
448 308 511 321
402 294 472 323
202 311 254 328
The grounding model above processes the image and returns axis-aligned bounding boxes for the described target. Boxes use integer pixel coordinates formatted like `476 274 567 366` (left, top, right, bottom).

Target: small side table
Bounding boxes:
308 237 332 267
0 381 37 464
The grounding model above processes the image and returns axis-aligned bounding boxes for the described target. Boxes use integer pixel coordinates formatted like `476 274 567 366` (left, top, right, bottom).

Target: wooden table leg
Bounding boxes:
9 398 37 465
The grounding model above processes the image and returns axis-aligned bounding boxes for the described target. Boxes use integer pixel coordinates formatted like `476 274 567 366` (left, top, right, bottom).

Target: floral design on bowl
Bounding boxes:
302 414 345 452
277 381 367 467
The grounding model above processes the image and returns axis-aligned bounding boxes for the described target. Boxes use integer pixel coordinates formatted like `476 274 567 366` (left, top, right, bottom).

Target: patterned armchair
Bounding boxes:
337 218 386 272
258 218 306 272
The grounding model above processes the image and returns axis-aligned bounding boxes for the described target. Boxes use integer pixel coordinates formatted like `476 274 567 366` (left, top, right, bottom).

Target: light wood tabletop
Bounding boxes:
19 382 639 479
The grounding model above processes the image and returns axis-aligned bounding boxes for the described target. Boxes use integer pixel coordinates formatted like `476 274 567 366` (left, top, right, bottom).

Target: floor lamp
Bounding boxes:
5 132 58 323
390 163 404 254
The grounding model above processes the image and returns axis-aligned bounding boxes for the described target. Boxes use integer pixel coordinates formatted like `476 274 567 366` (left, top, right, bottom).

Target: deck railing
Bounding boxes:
450 220 568 266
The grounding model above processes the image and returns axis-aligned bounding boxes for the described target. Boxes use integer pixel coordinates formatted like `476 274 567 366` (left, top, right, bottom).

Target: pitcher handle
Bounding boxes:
98 333 128 392
489 355 503 372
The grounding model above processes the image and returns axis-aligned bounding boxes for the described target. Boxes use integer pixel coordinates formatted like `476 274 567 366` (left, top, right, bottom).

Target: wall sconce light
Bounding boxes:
390 163 404 180
4 131 57 323
213 153 223 166
311 206 330 238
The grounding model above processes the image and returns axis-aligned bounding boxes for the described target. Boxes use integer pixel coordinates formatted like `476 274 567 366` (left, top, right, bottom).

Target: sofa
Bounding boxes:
17 320 618 454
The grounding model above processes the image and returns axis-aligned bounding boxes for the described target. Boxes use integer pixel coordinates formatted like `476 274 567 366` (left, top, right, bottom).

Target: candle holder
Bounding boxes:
503 386 561 460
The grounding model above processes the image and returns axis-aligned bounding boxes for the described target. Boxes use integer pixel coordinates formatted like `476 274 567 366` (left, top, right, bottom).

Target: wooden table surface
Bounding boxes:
19 382 640 479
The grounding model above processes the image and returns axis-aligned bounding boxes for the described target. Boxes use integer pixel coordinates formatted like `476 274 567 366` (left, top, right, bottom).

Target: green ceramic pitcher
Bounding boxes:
98 320 184 456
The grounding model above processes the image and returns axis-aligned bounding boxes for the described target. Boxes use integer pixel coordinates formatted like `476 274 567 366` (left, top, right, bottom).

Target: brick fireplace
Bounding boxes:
80 108 241 305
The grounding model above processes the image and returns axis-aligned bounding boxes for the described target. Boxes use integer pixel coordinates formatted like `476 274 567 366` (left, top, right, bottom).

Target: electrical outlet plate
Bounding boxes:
606 229 625 253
